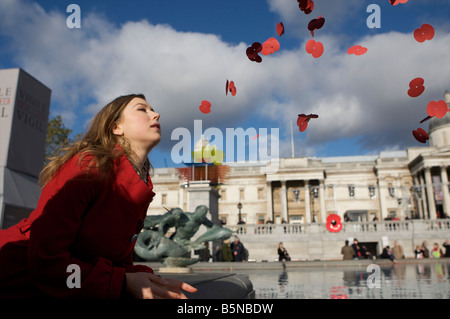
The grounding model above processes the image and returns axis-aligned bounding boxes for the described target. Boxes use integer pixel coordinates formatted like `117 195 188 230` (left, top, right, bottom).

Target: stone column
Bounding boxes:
424 167 437 220
319 179 326 223
377 179 386 220
280 180 288 222
266 181 273 222
419 173 429 219
304 180 311 224
187 180 221 257
413 175 424 219
440 166 450 217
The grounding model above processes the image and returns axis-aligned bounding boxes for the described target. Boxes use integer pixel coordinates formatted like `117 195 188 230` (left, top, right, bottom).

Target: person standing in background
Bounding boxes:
278 242 291 261
341 240 354 260
392 241 404 260
230 236 246 262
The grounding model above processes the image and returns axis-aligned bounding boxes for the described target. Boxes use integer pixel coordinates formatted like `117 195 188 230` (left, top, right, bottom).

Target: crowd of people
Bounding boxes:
197 238 294 263
341 238 450 262
199 237 450 263
197 236 248 262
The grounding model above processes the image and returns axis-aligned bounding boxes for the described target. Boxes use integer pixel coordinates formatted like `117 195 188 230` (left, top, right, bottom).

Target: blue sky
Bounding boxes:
1 0 449 168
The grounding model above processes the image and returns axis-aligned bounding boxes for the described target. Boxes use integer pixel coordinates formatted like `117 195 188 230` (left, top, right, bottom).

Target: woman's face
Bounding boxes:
113 97 161 152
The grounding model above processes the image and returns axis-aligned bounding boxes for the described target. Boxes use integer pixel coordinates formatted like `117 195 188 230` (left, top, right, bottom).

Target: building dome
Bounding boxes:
429 111 450 134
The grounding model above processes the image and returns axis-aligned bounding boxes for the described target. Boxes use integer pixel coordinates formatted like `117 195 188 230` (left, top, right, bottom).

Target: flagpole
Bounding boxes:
290 120 295 158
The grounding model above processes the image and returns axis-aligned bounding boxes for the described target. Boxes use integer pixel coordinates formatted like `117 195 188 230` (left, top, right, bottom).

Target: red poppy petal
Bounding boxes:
414 24 435 43
305 39 324 58
229 81 237 96
427 100 448 118
277 22 284 37
347 45 368 56
390 0 408 5
246 42 263 62
308 16 325 33
298 0 314 14
407 77 425 97
412 128 429 143
199 100 211 114
297 114 307 126
298 121 308 132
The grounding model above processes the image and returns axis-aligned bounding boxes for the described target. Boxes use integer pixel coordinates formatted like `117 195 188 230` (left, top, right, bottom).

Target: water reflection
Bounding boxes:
240 261 450 299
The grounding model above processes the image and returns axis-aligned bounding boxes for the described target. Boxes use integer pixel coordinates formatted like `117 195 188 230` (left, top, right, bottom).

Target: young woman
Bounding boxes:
277 242 290 262
0 94 197 299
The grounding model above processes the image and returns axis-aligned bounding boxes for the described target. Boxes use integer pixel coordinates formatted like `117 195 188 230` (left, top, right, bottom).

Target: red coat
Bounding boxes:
0 149 155 298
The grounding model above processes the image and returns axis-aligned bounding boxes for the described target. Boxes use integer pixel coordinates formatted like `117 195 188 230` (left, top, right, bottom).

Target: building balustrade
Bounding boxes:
227 219 450 236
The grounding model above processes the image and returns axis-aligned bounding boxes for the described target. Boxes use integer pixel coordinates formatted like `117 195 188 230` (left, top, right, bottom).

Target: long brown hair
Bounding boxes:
39 94 148 187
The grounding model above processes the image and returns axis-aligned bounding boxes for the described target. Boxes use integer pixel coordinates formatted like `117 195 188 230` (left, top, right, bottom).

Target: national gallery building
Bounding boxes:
148 92 450 227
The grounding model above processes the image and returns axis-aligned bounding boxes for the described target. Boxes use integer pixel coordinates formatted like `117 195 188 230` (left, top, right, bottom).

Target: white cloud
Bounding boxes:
1 0 449 161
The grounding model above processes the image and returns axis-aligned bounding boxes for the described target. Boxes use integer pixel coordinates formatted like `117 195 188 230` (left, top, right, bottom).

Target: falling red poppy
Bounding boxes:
326 214 342 233
427 100 448 119
305 39 324 58
308 15 325 37
298 119 308 132
199 100 211 114
277 22 284 37
412 128 429 144
246 42 263 63
227 80 237 96
414 24 435 43
390 0 408 5
297 113 319 132
261 37 280 56
298 0 314 14
408 77 425 98
347 45 368 56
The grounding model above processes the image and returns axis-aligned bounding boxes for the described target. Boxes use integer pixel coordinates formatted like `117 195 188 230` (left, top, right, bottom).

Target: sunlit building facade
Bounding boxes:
149 92 450 226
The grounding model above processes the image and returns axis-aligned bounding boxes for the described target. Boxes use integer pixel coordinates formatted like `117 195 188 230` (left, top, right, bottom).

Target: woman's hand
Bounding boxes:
125 272 197 299
162 277 198 299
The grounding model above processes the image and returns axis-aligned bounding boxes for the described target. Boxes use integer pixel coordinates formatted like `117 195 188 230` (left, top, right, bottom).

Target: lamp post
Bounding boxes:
237 202 243 224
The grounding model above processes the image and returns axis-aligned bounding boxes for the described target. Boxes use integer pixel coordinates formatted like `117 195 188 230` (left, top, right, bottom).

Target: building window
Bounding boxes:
221 189 227 201
369 211 378 221
290 215 303 224
219 215 227 225
388 210 397 219
388 184 395 197
161 193 167 205
327 186 334 198
257 187 265 200
257 214 265 224
239 189 245 200
348 185 355 198
369 185 376 199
